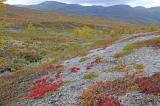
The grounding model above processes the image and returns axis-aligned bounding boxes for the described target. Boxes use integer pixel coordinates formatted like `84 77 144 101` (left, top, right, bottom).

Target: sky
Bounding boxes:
5 0 160 7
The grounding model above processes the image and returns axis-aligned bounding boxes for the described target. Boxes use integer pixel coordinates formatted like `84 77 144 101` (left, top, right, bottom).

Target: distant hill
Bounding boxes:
20 1 160 25
5 5 143 30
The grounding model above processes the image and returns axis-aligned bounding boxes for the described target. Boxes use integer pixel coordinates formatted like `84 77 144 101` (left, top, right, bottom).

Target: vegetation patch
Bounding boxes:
70 67 80 73
146 38 160 48
79 57 88 62
45 64 64 74
86 56 103 70
135 64 144 70
83 71 98 79
27 79 63 99
135 72 160 94
111 64 133 74
119 37 160 57
122 42 146 56
80 72 160 106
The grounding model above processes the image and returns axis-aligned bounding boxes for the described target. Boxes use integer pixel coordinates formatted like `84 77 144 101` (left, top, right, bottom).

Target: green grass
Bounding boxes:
120 42 146 56
118 37 160 57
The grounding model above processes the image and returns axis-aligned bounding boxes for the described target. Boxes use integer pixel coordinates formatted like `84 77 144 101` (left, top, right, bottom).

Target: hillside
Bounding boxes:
21 1 160 25
5 5 143 29
0 4 160 106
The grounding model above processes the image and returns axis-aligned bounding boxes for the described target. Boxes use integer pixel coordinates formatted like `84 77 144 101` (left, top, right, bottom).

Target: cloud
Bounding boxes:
6 0 160 7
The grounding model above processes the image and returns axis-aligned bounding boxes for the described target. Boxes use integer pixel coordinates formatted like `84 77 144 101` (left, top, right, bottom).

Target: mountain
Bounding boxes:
20 1 160 25
5 5 142 30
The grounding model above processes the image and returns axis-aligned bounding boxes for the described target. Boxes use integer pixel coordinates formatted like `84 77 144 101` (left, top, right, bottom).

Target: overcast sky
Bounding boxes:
5 0 160 7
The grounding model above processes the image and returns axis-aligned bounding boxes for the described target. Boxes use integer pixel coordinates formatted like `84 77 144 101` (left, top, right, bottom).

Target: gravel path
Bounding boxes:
24 33 160 106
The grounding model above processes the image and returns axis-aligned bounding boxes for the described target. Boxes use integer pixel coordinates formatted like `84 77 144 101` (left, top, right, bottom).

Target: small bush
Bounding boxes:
70 67 80 73
48 70 56 75
109 30 116 37
79 57 88 62
0 20 8 29
83 71 98 79
0 36 4 48
19 50 42 63
0 57 8 68
74 26 94 39
26 22 38 35
114 53 123 59
135 64 144 70
147 24 159 31
111 64 127 72
146 38 160 48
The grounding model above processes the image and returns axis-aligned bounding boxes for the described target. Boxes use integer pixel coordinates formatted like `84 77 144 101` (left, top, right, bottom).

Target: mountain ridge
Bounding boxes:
17 1 160 25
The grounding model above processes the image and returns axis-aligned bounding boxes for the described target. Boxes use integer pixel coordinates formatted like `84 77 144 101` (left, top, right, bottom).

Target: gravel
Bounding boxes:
24 33 160 106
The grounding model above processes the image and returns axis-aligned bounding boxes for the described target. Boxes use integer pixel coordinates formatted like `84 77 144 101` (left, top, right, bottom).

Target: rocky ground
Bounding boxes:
17 32 160 106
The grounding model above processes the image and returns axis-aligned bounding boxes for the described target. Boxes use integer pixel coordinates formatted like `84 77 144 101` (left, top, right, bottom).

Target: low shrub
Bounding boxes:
0 57 8 68
79 57 88 62
111 64 129 72
19 50 42 63
48 70 56 75
27 77 63 99
109 30 117 37
135 72 160 94
0 36 4 48
114 53 123 60
70 67 80 73
97 96 121 106
80 73 160 106
83 71 98 79
147 24 159 31
26 22 38 35
146 38 160 48
74 26 95 39
135 64 144 70
86 56 103 70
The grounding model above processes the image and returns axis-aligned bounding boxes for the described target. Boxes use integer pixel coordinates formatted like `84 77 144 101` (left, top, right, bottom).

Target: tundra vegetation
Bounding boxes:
0 1 160 105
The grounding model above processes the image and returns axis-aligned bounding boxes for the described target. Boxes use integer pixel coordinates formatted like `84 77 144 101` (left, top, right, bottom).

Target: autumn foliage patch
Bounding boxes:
80 72 160 106
27 78 62 99
97 96 121 106
135 72 160 94
70 67 80 73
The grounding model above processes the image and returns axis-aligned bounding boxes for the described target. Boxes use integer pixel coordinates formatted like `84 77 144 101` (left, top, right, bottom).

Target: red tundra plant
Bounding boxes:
135 72 160 94
32 76 49 85
114 53 123 61
55 72 62 79
95 57 103 63
70 67 80 73
27 80 62 99
86 56 103 70
97 96 121 106
86 65 93 70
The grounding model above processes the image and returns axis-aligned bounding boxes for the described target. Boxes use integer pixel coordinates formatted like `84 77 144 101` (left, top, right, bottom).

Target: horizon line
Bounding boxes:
5 0 160 8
